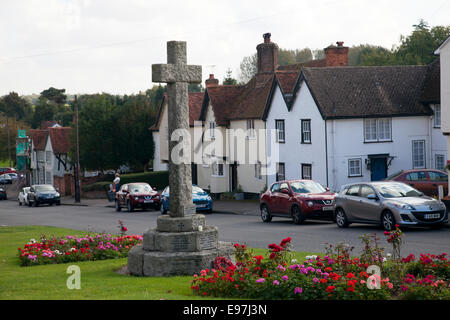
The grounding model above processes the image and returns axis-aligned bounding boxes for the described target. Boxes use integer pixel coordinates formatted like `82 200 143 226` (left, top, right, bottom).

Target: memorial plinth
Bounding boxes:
128 214 234 276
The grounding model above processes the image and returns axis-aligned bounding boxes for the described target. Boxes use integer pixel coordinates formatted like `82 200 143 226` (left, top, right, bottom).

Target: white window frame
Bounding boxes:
364 118 391 142
301 163 312 180
275 120 285 143
246 119 255 139
433 104 441 128
412 140 426 169
301 119 311 144
255 161 262 179
435 154 445 171
209 121 216 140
211 162 224 177
276 162 285 181
348 158 362 177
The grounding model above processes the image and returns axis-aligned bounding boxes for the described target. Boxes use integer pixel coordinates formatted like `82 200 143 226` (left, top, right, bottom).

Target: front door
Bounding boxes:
191 163 198 185
370 157 387 181
230 162 237 192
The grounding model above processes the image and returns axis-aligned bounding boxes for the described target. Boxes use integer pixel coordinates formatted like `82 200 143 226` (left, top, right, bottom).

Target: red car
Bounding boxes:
385 169 448 197
115 182 161 212
0 167 16 175
260 179 336 224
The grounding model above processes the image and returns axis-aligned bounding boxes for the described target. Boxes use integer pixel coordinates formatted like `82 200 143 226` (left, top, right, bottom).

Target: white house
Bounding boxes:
30 127 73 194
265 58 445 192
435 35 450 194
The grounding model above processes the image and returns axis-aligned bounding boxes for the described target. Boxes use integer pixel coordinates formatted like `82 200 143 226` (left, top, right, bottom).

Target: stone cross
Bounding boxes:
152 41 202 217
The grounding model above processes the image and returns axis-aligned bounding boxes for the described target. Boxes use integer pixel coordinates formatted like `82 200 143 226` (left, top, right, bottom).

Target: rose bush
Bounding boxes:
18 233 142 266
190 232 449 300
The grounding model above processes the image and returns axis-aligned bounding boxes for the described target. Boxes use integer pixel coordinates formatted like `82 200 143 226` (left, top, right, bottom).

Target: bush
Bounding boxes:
190 233 450 300
82 170 169 192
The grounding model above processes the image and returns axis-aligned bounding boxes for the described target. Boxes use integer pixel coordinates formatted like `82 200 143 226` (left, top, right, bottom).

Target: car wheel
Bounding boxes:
19 199 22 206
291 205 305 225
127 200 134 212
335 208 350 228
115 200 121 212
28 200 32 207
160 204 167 215
381 211 396 231
260 204 272 223
33 200 38 207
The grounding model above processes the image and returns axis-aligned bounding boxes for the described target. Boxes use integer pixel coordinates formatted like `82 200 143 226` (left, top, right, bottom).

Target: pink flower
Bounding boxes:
256 278 265 283
294 287 303 294
282 275 289 281
273 280 280 286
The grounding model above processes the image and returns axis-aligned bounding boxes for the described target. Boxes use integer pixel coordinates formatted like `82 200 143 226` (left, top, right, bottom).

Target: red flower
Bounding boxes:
346 273 355 279
326 286 335 293
347 286 355 292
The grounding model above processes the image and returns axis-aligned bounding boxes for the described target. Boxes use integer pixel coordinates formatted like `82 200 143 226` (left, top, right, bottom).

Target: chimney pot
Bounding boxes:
263 33 271 43
336 41 344 47
205 74 219 87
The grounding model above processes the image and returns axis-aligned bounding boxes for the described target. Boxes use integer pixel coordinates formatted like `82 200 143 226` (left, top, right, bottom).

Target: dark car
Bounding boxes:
0 187 6 200
260 179 337 224
28 184 61 207
115 182 161 212
385 169 448 197
0 174 12 184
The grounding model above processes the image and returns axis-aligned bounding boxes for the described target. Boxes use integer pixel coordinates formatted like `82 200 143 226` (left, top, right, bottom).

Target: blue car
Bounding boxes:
160 185 213 214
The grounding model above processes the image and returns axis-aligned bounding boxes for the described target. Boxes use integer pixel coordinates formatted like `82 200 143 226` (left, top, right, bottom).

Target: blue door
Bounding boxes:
371 158 387 181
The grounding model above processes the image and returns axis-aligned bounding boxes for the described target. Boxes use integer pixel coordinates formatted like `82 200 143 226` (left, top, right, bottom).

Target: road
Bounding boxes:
0 199 449 257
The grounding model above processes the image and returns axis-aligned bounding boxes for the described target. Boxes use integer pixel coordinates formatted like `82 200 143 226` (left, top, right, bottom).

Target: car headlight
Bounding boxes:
135 197 139 201
307 201 314 208
391 202 414 210
55 193 60 198
207 195 212 200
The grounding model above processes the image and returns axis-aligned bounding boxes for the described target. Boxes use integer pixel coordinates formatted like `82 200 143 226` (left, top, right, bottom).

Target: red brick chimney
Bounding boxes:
324 41 349 66
205 74 219 87
257 33 279 74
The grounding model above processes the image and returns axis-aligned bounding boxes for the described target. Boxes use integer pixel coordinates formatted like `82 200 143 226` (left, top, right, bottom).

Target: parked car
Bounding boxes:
8 172 18 180
384 169 448 197
27 184 61 207
0 187 6 200
0 167 16 175
260 179 337 224
160 185 213 215
0 174 12 184
115 182 161 212
334 181 448 231
18 187 31 206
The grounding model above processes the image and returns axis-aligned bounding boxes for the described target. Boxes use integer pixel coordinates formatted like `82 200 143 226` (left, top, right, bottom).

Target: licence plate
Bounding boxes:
144 200 154 203
322 206 334 211
424 213 440 219
196 204 207 208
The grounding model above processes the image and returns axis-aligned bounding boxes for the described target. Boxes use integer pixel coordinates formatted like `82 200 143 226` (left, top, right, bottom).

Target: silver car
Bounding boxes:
334 181 448 230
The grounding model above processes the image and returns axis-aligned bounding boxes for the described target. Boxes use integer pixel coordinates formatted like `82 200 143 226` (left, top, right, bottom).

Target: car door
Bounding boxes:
428 171 448 197
277 182 292 215
341 184 361 220
268 183 281 213
354 184 382 222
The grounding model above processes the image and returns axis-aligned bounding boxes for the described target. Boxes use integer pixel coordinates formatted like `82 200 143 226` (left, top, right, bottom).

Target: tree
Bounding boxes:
31 96 58 128
40 87 67 105
394 20 450 65
0 92 33 122
238 54 257 84
188 83 204 92
223 68 238 85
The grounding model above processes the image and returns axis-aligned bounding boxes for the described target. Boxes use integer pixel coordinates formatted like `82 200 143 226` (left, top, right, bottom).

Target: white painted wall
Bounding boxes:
265 82 327 188
152 131 168 171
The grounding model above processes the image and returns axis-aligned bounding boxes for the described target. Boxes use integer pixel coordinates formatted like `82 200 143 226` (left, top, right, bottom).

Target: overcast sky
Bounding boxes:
0 0 449 96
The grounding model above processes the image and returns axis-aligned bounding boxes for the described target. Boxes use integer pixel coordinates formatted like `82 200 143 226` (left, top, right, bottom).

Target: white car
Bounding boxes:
18 187 31 206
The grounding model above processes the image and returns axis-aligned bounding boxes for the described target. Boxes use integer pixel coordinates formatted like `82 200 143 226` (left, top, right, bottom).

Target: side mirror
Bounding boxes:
281 189 290 195
153 187 157 191
326 187 330 192
367 194 378 201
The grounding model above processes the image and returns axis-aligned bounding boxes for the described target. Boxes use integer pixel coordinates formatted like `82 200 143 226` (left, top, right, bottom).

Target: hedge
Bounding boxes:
82 171 169 192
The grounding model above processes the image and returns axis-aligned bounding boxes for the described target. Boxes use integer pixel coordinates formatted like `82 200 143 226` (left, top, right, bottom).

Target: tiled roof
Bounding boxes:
30 129 48 150
420 58 440 103
275 71 298 94
150 92 206 131
276 59 327 71
48 127 72 154
301 65 433 119
202 85 245 125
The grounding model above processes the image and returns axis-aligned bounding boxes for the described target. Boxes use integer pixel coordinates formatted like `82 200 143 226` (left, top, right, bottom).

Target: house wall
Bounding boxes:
440 41 450 134
152 131 168 171
327 116 435 192
266 83 327 188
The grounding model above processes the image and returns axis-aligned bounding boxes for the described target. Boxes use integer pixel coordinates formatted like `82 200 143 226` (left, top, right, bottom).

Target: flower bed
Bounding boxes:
190 228 450 300
18 223 142 266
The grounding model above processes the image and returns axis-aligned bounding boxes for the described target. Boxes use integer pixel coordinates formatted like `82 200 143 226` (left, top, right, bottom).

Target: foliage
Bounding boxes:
0 92 33 123
17 231 142 266
191 231 450 300
223 68 238 85
81 170 169 192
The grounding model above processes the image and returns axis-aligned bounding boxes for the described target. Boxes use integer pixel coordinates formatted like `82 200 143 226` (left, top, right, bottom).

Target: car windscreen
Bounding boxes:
129 184 152 193
34 185 56 192
384 171 403 180
290 181 326 194
373 183 422 198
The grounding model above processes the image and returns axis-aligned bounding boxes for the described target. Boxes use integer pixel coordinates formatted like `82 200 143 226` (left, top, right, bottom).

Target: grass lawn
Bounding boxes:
0 225 317 300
